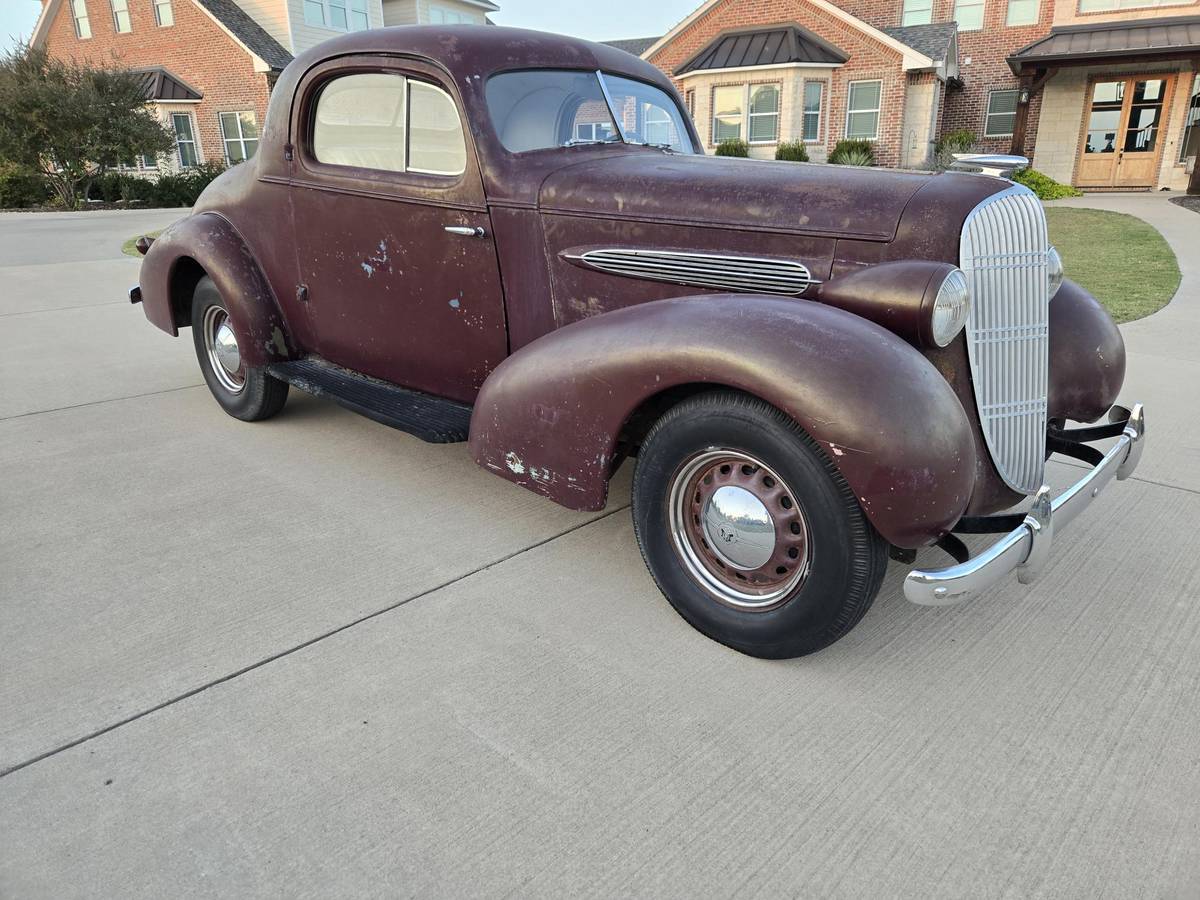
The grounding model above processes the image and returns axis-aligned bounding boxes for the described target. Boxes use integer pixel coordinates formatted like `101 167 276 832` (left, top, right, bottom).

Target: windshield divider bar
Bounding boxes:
595 70 628 144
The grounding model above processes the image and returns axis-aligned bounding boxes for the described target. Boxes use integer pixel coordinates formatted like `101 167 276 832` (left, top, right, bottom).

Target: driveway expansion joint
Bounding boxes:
0 503 632 780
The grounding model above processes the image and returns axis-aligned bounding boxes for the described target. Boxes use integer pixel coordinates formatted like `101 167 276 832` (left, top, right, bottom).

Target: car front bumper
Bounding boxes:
904 403 1146 606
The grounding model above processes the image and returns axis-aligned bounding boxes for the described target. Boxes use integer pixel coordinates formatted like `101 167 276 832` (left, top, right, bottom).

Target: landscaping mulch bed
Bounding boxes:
1169 196 1200 215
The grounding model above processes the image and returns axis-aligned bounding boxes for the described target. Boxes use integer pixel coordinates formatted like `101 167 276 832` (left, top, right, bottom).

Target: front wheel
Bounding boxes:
632 391 887 659
191 276 288 421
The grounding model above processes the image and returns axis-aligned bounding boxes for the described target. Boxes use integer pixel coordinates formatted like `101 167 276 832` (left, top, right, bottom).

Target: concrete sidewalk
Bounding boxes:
2 202 1199 898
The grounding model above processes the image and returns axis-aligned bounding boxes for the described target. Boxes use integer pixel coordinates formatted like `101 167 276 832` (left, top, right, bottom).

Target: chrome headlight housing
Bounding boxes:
931 268 971 347
1046 246 1064 299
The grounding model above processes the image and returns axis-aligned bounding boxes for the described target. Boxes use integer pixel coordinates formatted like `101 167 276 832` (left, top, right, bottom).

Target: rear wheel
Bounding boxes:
632 391 887 659
191 276 288 421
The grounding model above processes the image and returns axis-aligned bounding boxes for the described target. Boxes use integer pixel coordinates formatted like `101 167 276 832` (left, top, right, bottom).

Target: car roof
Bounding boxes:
285 24 672 86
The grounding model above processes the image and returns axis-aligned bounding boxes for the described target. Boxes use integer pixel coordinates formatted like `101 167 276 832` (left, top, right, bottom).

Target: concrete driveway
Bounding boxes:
2 201 1199 898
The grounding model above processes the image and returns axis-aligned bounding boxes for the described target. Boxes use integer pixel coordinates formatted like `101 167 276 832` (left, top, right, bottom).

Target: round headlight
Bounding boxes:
931 268 970 347
1047 246 1064 298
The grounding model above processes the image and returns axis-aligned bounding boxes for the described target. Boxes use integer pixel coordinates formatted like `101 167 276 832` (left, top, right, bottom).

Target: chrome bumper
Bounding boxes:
904 403 1145 606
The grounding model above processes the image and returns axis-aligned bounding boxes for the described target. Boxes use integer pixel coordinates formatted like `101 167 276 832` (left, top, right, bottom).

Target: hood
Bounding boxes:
537 152 939 242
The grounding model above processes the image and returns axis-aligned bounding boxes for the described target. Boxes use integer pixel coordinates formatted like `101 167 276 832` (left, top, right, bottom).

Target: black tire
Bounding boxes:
632 391 888 659
191 276 288 422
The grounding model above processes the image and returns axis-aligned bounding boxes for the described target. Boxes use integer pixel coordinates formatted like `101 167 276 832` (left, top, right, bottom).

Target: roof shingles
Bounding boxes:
193 0 293 71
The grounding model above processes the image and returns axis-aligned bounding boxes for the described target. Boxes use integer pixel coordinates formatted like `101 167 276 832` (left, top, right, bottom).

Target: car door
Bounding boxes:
289 55 506 404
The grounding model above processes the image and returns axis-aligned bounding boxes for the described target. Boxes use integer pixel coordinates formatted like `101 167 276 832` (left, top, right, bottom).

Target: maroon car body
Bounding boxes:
133 25 1145 657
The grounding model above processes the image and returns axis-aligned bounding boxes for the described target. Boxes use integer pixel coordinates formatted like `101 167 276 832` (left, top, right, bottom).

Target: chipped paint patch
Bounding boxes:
504 451 525 474
449 296 461 309
270 327 288 356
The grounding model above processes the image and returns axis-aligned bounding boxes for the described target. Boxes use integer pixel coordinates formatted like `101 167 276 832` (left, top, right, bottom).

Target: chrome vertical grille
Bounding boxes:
959 184 1050 494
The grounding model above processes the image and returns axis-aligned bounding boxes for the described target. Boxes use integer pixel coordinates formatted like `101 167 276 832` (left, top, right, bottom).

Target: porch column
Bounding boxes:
1010 68 1055 157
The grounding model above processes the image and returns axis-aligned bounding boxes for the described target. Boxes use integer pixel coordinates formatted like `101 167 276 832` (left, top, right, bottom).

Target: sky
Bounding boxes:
0 1 700 53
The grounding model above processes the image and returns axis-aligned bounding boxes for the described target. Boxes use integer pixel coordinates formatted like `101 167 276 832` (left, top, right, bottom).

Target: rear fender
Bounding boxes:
469 294 976 548
137 212 293 368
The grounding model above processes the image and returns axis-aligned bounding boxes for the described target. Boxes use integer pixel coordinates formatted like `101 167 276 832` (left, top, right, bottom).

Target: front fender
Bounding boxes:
469 295 976 548
137 212 293 368
1049 279 1125 424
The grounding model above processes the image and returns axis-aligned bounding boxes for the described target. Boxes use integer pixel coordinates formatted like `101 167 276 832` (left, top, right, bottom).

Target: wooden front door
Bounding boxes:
1077 75 1175 189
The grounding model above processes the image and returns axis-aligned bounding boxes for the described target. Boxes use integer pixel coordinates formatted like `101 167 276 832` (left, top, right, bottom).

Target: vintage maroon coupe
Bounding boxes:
132 25 1145 658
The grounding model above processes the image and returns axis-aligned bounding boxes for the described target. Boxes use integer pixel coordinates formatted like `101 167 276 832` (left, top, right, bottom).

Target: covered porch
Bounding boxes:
1009 17 1200 192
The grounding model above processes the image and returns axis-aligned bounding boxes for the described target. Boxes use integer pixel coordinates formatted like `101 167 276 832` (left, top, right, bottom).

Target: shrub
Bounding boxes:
85 160 226 208
0 160 52 207
935 129 975 156
829 139 875 165
715 138 749 158
1011 167 1083 200
774 140 809 162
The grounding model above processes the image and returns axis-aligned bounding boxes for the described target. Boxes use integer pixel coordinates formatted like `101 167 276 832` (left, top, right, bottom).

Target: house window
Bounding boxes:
846 80 881 140
172 113 199 168
1180 74 1199 163
429 5 479 23
902 0 933 25
111 0 131 33
710 83 780 145
1006 0 1039 24
644 104 674 145
219 112 260 163
573 121 615 142
312 73 466 175
802 81 823 142
154 0 174 27
748 84 780 143
71 0 91 38
685 89 695 118
304 0 369 30
984 89 1019 137
712 85 743 142
954 0 986 30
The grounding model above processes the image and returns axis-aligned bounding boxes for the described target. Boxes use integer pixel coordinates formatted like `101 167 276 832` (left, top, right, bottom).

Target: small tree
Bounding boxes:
0 46 174 209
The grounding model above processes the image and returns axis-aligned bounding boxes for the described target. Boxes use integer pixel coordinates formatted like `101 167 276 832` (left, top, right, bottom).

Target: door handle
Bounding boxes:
444 225 486 238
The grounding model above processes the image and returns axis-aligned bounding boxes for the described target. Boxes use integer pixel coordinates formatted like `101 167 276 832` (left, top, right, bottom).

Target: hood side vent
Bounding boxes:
564 248 817 296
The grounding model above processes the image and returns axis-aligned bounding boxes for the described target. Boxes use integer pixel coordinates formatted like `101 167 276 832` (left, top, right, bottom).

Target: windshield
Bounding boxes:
485 69 695 154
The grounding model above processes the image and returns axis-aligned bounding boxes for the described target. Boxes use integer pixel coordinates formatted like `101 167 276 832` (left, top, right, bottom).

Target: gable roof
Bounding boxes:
675 25 848 75
642 0 937 72
30 0 292 72
883 22 957 64
133 67 204 101
1008 15 1200 73
192 0 293 71
602 36 663 57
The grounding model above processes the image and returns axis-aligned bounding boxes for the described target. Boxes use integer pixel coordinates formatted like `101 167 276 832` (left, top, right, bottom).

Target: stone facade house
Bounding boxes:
617 0 1199 189
30 0 498 174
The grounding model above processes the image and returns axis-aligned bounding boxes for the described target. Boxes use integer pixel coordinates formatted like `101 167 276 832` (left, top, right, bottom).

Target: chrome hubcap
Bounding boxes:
668 449 811 611
702 485 775 570
203 305 245 394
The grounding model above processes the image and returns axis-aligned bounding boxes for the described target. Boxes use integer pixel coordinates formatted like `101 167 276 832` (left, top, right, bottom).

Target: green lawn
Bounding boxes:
121 229 162 258
1045 207 1180 324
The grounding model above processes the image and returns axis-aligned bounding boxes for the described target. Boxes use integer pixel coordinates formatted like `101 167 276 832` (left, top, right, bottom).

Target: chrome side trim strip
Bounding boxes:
904 403 1145 606
565 248 817 295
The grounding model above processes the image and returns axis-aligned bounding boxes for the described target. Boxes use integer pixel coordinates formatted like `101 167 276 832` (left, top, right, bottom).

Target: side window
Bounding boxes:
408 81 467 175
312 72 466 177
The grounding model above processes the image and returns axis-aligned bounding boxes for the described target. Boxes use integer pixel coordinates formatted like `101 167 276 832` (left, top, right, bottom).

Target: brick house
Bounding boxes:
29 0 498 174
617 0 1199 189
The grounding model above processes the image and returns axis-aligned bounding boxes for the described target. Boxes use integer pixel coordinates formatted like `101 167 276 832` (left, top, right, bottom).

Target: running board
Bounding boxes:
268 358 472 443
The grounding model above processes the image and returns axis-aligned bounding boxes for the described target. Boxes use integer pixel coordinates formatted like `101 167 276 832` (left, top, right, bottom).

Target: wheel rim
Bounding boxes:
668 448 811 610
202 304 245 394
